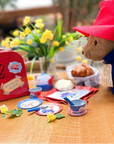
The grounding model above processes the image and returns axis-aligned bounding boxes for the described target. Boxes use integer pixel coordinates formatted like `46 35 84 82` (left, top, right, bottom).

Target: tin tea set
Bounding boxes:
21 73 89 117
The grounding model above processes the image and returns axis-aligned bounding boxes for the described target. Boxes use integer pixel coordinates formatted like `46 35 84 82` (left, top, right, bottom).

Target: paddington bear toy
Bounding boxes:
74 0 114 94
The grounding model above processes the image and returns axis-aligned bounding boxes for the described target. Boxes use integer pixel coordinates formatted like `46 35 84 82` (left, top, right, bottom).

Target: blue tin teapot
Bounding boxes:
35 73 54 91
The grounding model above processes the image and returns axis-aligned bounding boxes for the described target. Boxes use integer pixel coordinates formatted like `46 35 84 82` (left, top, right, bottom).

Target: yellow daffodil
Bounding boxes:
40 29 53 43
35 19 44 29
40 34 47 41
68 36 73 42
59 47 64 52
50 58 54 63
23 16 30 25
81 34 85 37
40 38 47 44
13 29 19 36
76 55 82 61
53 41 59 46
65 41 69 45
62 35 66 39
1 40 6 47
35 29 40 34
41 32 47 39
25 27 31 35
5 38 10 44
47 113 56 123
13 38 19 46
67 33 70 36
35 19 43 24
47 33 53 40
35 23 44 29
44 29 53 40
35 23 40 27
77 46 82 52
29 86 35 89
10 41 15 48
0 105 8 113
27 39 32 45
20 32 25 39
82 59 88 64
27 75 33 80
38 23 44 29
6 44 10 49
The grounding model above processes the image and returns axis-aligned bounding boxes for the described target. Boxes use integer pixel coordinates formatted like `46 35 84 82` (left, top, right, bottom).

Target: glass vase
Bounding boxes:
39 56 57 79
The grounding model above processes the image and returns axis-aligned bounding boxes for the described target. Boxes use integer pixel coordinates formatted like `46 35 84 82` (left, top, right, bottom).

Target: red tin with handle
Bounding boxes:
0 49 29 101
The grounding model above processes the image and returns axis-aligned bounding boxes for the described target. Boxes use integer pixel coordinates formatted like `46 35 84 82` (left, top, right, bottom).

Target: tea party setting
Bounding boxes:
1 0 114 143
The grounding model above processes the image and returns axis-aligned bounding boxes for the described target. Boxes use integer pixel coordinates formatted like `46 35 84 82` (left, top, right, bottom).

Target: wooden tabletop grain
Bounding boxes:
0 71 114 144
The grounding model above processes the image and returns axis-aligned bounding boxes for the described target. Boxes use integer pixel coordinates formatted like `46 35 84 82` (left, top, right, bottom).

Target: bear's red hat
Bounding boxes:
73 0 114 41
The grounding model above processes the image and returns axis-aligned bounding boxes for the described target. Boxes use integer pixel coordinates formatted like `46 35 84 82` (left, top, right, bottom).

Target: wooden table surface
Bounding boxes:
0 71 114 144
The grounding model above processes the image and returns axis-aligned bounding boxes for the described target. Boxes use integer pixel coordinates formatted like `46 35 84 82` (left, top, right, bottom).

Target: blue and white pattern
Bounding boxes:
36 73 54 91
8 61 22 74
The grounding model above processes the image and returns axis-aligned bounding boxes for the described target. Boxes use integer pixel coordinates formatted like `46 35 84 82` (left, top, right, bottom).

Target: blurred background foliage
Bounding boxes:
0 0 102 40
0 0 17 11
52 0 102 32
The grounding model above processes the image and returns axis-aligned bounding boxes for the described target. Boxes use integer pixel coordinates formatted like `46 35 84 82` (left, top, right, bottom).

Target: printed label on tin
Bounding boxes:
3 77 22 93
8 61 22 74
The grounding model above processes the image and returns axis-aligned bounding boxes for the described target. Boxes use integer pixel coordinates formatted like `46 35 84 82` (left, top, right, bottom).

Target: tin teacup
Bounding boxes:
29 87 42 98
69 99 88 114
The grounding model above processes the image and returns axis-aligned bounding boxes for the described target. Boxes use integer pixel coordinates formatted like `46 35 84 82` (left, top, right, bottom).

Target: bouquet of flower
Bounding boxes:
1 16 83 73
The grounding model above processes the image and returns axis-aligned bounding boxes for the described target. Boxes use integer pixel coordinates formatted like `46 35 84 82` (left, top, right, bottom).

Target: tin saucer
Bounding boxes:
68 109 87 116
35 103 63 116
17 98 42 109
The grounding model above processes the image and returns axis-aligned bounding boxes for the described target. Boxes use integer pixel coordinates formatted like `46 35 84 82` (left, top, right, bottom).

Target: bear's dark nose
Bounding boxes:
82 50 84 54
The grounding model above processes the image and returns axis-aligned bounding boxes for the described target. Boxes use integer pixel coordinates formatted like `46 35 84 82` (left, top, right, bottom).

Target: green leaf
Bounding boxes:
1 114 5 118
57 20 63 40
48 45 55 58
10 109 23 117
30 56 38 73
5 111 12 114
30 22 36 30
53 25 58 37
11 109 17 114
55 113 65 119
54 20 63 41
15 109 23 116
